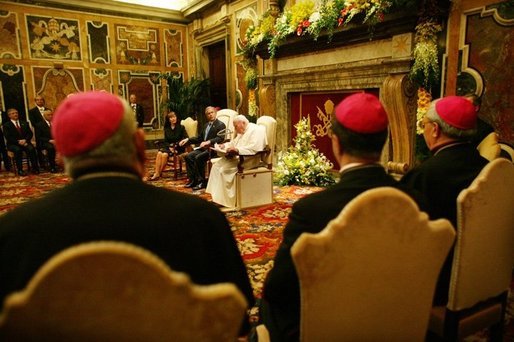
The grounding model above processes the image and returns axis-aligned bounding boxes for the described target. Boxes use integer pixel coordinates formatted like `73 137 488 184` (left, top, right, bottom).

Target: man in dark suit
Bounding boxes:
179 106 226 190
0 91 254 335
0 124 11 172
34 109 57 172
28 95 47 127
260 93 426 342
129 93 144 128
3 108 39 176
401 95 488 305
28 95 49 165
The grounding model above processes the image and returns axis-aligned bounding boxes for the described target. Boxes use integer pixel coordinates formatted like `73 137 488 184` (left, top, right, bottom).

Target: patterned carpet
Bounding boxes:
0 156 323 299
0 152 513 340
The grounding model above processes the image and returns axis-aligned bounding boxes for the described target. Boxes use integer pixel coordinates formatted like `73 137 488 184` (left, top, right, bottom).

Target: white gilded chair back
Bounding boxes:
256 116 277 167
181 117 198 139
448 158 514 311
0 241 247 341
291 187 455 341
216 109 237 141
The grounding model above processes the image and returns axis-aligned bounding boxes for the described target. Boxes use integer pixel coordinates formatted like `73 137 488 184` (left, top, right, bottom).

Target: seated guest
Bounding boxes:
0 125 12 172
3 108 39 176
179 106 225 190
261 93 426 341
0 91 254 335
401 95 488 305
148 111 187 181
206 115 267 207
34 109 58 173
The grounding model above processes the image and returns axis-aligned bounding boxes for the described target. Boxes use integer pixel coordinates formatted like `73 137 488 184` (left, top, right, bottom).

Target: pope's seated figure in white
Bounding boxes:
206 115 267 207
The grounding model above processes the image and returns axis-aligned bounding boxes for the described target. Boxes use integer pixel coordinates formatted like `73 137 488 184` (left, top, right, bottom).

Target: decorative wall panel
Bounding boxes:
459 5 514 145
165 29 183 67
118 70 160 127
32 66 84 109
0 64 26 121
235 62 248 115
90 68 113 92
26 15 81 60
87 21 110 64
0 2 188 132
115 25 160 65
234 3 258 55
0 12 21 59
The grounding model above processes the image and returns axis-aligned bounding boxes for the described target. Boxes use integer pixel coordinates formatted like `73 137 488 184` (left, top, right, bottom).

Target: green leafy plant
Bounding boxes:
410 20 442 90
159 73 210 123
274 117 335 186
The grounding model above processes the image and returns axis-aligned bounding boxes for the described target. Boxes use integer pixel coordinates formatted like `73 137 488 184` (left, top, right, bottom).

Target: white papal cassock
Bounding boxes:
206 122 267 207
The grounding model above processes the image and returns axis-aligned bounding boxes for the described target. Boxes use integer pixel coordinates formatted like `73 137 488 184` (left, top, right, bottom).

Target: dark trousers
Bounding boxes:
184 148 210 184
38 142 57 169
8 143 39 171
0 148 10 170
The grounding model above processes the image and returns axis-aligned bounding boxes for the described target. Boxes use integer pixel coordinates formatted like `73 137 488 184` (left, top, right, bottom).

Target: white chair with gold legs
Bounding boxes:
0 241 247 341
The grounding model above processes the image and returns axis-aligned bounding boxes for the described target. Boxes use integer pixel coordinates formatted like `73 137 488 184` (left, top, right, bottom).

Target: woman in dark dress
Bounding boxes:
149 111 187 180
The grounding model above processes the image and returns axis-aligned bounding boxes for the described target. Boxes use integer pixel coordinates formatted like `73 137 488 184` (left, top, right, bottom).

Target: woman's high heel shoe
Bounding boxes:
149 174 160 181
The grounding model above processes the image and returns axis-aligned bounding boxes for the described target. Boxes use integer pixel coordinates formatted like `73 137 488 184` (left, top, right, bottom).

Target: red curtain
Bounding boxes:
290 89 379 169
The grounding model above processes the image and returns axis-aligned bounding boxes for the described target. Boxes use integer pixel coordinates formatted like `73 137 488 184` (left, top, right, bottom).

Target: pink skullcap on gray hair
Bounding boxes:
334 93 388 133
52 91 125 157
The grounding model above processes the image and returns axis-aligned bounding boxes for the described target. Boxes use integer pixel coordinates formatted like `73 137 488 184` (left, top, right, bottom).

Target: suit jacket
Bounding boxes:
3 120 34 147
132 103 144 128
35 120 53 147
262 165 427 342
401 142 488 304
0 174 255 333
189 119 226 154
28 106 46 126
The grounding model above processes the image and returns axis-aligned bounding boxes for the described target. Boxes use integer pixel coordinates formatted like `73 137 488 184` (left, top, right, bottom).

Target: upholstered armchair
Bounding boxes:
428 158 514 340
0 241 247 341
291 187 455 341
234 115 277 209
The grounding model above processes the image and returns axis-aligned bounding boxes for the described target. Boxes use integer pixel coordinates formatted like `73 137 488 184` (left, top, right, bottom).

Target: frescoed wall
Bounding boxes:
0 2 188 131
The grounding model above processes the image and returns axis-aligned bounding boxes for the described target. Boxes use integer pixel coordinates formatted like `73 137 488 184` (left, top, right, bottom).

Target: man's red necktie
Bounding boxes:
15 121 22 134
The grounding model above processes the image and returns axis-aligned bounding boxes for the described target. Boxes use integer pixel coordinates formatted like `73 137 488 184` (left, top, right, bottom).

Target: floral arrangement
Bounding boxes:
410 20 442 91
415 87 432 135
245 0 402 57
244 66 258 89
274 117 335 186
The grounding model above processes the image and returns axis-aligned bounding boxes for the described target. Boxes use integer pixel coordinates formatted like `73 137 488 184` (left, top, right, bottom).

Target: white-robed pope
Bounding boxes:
206 115 267 207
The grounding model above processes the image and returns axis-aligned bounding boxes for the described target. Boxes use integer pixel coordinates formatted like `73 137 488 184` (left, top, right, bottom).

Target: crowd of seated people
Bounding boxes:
1 91 511 340
0 95 59 175
0 91 255 336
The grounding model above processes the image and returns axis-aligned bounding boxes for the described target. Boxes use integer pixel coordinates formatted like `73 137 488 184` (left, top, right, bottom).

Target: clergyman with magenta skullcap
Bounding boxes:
0 91 254 335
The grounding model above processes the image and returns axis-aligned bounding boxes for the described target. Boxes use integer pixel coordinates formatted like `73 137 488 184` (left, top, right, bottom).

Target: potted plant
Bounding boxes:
159 73 211 126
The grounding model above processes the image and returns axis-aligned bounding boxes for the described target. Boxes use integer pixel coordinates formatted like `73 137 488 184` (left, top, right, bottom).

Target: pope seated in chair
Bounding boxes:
206 115 267 207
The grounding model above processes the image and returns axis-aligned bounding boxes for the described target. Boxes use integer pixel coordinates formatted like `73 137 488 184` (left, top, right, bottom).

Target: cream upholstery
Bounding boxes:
181 117 198 141
428 158 514 340
0 241 247 341
499 142 514 161
235 116 277 209
291 187 455 341
207 109 238 176
477 132 501 161
216 109 237 142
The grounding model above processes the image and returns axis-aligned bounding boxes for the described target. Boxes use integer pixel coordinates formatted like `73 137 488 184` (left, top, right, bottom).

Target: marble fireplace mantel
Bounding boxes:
259 34 419 172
